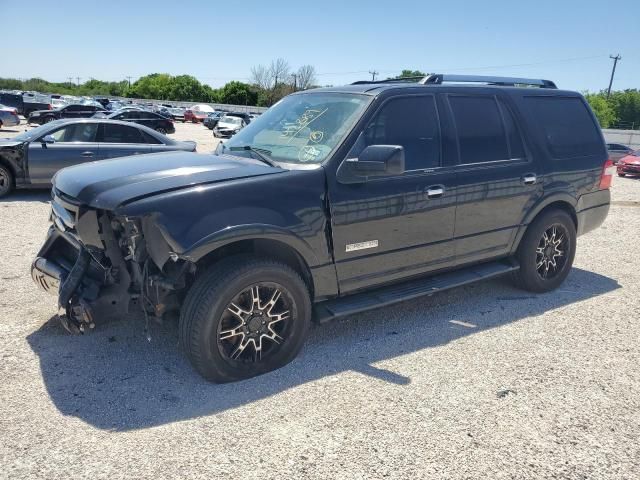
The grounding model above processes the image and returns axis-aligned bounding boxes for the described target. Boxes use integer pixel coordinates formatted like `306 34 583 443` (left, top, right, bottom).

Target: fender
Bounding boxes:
181 223 322 268
510 191 578 255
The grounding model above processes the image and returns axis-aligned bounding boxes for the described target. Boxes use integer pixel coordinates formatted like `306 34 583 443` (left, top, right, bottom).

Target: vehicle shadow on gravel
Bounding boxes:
26 267 619 431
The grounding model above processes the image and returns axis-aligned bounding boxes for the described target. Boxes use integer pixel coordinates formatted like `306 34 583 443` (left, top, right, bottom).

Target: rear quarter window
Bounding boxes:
524 96 603 159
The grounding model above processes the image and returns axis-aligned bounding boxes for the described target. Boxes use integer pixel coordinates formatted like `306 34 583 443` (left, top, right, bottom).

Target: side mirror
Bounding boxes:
41 135 56 145
337 145 405 184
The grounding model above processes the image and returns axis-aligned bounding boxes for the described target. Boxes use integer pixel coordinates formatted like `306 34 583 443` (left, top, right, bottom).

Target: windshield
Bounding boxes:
222 92 370 165
13 120 65 142
220 116 242 126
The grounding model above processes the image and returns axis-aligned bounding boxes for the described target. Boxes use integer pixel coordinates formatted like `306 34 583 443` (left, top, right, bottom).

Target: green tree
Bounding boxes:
216 81 258 105
584 93 616 128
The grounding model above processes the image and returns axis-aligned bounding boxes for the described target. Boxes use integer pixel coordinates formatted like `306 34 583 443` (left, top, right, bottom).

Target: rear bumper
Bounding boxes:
576 189 610 236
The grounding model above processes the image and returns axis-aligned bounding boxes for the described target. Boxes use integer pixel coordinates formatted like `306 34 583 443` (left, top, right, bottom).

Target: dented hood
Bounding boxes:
53 151 283 210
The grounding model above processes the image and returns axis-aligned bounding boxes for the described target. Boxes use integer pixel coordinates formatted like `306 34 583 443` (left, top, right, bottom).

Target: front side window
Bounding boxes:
355 95 441 170
222 92 371 165
101 124 144 143
449 95 509 164
49 123 99 142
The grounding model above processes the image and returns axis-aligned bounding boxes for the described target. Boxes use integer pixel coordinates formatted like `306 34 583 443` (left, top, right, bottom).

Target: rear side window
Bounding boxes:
101 124 144 143
141 130 162 144
524 96 602 158
449 95 510 163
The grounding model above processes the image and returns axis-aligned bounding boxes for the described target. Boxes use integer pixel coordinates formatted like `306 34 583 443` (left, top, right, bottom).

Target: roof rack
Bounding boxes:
351 73 557 89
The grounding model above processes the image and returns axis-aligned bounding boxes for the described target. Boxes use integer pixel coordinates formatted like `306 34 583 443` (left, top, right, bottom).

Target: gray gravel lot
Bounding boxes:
1 121 639 479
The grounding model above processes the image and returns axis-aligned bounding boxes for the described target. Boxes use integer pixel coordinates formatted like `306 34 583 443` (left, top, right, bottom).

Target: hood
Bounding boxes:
619 154 640 164
53 151 283 210
0 138 25 148
29 108 59 116
217 122 240 130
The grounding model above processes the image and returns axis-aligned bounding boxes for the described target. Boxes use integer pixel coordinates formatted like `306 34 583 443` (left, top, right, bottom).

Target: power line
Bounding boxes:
607 54 621 99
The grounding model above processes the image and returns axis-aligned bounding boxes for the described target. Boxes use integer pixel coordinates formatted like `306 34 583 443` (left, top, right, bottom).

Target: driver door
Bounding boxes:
27 122 100 185
328 95 457 293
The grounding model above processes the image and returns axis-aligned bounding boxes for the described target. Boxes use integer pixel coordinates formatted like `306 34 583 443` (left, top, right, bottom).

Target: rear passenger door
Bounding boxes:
97 123 151 159
447 93 542 266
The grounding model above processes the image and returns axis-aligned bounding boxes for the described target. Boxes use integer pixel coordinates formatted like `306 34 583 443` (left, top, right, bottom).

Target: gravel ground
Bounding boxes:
1 121 639 479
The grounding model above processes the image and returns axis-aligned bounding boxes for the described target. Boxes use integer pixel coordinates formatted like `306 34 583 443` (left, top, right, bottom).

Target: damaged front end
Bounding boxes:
31 189 193 334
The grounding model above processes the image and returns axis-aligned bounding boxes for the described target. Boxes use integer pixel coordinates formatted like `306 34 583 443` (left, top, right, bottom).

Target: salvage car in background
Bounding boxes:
203 111 223 129
617 150 640 177
105 110 176 134
213 113 251 138
607 143 635 164
28 104 107 125
0 119 196 197
0 104 21 128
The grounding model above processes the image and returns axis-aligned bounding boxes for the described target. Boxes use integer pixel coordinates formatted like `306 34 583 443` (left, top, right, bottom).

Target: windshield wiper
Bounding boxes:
227 145 279 168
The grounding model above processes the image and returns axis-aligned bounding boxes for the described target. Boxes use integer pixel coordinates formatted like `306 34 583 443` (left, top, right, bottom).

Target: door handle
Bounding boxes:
81 151 94 158
426 185 445 199
522 174 537 185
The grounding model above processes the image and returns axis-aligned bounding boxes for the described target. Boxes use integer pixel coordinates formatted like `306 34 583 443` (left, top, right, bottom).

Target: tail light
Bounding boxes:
48 104 52 110
599 159 616 189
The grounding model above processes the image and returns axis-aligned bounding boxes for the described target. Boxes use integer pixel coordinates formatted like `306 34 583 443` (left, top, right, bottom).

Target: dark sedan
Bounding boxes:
0 119 196 197
28 104 106 125
105 110 176 134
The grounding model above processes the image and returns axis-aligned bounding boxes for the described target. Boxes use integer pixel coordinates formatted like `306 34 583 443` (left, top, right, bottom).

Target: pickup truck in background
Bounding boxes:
0 91 52 117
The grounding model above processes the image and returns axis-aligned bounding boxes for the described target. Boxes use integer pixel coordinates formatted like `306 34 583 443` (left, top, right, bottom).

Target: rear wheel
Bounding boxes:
179 256 311 382
156 127 167 135
617 173 625 177
512 210 576 293
0 164 15 198
43 116 54 124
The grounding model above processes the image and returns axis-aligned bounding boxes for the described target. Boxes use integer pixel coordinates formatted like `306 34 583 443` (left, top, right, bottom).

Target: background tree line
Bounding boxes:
1 67 639 129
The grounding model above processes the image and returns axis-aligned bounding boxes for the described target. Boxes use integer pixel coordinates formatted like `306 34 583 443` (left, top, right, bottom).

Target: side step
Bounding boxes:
313 259 519 323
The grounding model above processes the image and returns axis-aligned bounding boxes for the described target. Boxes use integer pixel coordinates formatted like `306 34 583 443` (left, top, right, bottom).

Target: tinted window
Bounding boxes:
449 95 509 163
141 130 162 144
363 96 440 170
498 100 525 158
64 105 84 112
49 123 98 142
101 124 144 143
524 96 602 158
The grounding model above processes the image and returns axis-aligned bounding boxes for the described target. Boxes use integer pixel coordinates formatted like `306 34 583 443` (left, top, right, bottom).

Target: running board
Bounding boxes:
313 259 519 323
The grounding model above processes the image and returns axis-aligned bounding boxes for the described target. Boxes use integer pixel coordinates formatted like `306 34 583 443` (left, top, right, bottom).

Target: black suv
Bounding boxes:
30 74 612 382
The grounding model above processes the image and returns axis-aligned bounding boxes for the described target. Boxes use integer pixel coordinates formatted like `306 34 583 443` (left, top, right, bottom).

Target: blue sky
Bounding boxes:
1 0 638 92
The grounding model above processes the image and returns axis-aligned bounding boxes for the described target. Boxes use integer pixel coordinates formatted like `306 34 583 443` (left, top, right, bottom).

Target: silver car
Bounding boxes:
0 103 21 128
0 119 197 197
607 143 635 164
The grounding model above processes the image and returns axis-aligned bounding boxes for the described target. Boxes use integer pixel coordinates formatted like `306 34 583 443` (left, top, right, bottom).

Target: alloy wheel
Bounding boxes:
0 169 10 195
535 224 569 279
217 283 293 363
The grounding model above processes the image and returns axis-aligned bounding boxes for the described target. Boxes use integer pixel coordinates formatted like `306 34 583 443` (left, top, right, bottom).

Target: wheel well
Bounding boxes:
0 157 16 183
534 201 578 229
195 239 315 299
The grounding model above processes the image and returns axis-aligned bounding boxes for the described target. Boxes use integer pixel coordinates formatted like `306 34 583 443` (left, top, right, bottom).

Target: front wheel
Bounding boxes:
179 256 311 382
617 173 625 177
512 210 576 293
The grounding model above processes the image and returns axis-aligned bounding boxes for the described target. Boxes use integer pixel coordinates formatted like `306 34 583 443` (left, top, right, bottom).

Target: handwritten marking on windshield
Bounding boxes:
282 108 329 144
309 130 324 143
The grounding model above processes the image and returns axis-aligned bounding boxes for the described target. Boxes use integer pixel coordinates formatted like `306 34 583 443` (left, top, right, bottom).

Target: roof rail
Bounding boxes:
420 74 557 89
351 74 557 89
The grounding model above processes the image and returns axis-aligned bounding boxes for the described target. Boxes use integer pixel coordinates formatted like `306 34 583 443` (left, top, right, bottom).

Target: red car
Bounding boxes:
184 108 213 123
617 150 640 177
183 109 195 123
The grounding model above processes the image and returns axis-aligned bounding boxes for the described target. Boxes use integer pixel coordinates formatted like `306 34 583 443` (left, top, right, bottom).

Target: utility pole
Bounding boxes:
76 76 81 86
369 70 378 81
607 54 621 99
67 77 73 87
126 76 132 88
291 73 297 91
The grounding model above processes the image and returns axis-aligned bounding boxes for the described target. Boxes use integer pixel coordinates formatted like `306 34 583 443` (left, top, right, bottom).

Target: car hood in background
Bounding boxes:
53 151 282 210
619 155 640 164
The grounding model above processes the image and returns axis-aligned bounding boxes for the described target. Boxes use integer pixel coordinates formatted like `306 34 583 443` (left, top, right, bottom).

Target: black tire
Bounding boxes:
512 209 576 293
617 173 625 177
0 164 15 198
179 255 311 382
156 127 167 135
43 116 54 124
